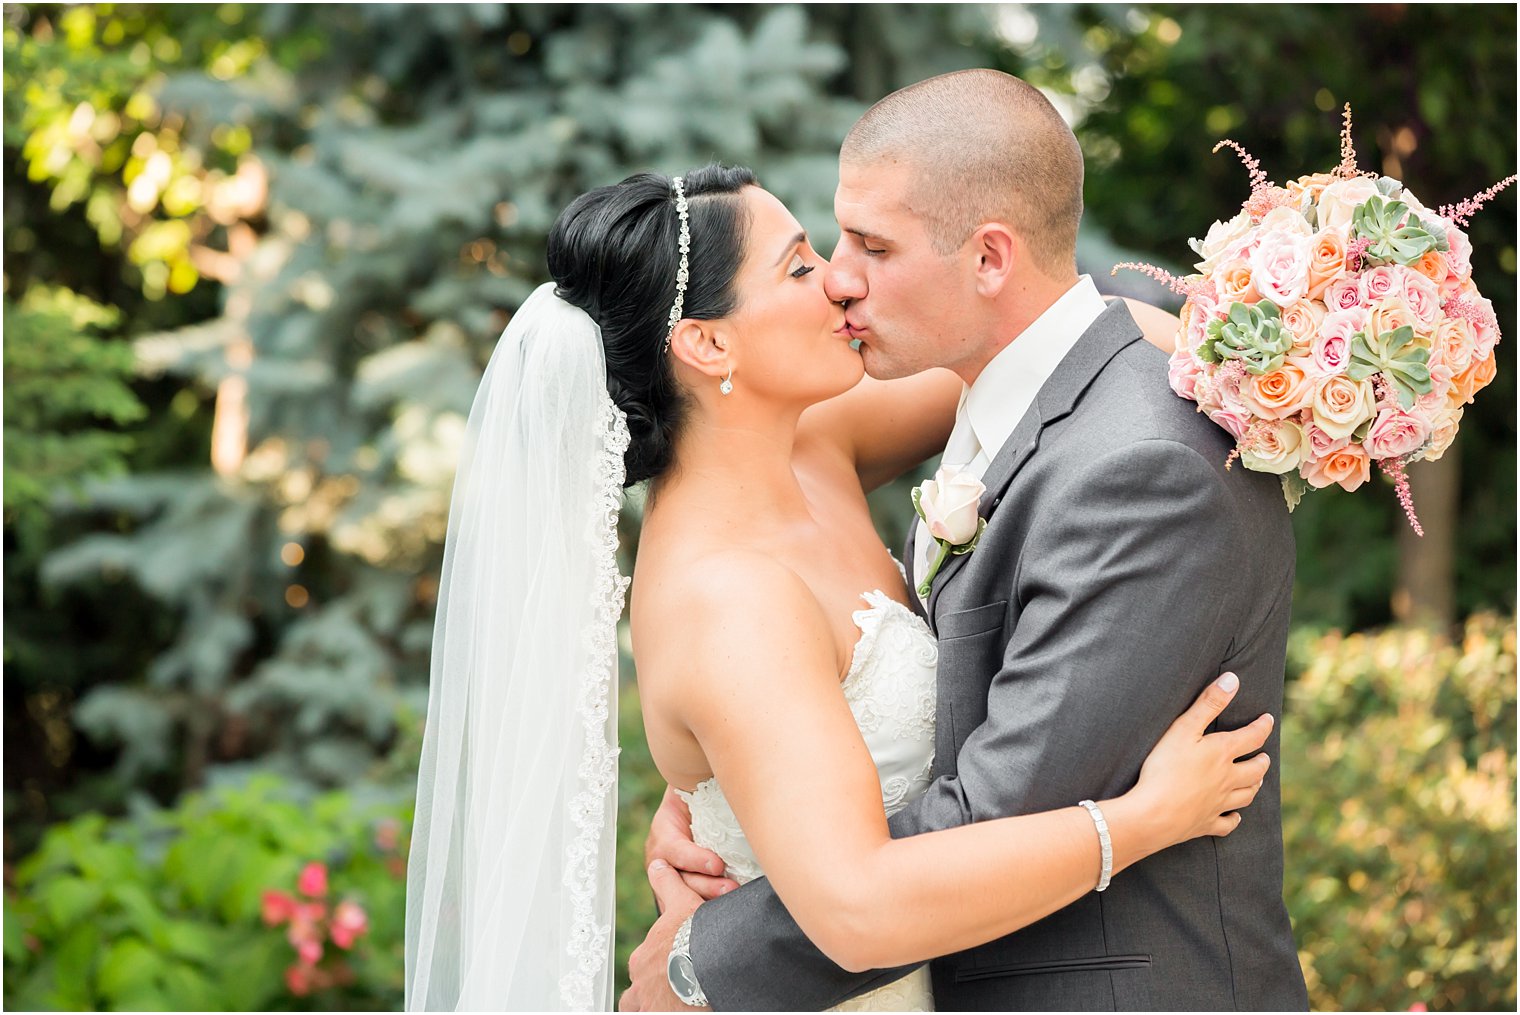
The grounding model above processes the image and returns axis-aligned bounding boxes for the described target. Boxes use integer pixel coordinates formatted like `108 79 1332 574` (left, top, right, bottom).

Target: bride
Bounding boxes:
403 164 1275 1012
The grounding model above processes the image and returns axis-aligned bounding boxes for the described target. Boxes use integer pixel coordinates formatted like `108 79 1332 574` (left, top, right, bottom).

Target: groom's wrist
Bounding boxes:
667 914 710 1007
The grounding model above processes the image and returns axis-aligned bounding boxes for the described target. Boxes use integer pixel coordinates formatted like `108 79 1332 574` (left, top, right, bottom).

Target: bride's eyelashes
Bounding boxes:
790 264 817 280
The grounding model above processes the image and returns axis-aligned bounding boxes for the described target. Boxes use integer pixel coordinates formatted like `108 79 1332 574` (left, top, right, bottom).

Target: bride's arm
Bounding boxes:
795 299 1180 493
652 555 1270 973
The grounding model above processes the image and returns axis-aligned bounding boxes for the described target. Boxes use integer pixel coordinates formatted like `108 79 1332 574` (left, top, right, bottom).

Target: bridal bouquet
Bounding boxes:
1118 106 1515 532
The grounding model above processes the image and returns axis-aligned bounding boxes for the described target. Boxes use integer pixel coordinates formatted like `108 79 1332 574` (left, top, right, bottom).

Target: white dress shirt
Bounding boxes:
913 275 1109 606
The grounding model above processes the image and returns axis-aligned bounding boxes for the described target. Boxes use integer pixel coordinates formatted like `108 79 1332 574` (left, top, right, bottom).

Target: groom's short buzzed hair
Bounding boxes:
842 70 1083 276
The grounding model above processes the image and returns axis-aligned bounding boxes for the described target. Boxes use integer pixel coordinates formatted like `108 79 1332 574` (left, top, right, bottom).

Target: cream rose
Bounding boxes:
1316 176 1381 232
1242 419 1308 475
1311 374 1377 439
916 466 985 546
1191 210 1255 273
1423 406 1464 462
1431 316 1477 374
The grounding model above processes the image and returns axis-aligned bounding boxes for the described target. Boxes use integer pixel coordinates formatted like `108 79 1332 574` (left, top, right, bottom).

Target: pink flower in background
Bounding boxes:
298 861 329 898
331 900 370 950
285 964 316 997
262 889 298 927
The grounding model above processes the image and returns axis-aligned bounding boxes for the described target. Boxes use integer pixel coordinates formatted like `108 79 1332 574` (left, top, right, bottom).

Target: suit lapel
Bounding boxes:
902 520 929 621
924 299 1145 623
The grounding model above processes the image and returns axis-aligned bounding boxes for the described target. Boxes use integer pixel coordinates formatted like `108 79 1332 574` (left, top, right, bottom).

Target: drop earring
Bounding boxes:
719 368 734 396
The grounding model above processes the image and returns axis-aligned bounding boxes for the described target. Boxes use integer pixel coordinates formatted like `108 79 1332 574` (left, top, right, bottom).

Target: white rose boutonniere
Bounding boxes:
911 466 987 599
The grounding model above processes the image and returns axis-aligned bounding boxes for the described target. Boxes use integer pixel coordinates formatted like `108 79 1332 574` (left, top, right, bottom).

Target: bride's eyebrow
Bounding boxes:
772 230 807 267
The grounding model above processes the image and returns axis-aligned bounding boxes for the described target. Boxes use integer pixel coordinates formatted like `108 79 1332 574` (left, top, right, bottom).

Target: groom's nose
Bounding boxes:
823 248 866 306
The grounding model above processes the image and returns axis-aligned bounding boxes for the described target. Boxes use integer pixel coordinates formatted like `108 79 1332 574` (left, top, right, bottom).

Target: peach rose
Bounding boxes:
1316 176 1381 232
1240 359 1315 420
1431 316 1477 374
1213 259 1260 305
1303 443 1372 491
1311 374 1377 439
1449 350 1498 407
1280 299 1327 351
1412 249 1449 284
1422 406 1464 462
1305 228 1348 301
1287 171 1339 208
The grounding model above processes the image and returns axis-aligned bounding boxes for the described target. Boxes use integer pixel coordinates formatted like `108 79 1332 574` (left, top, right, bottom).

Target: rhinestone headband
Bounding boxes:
662 176 690 352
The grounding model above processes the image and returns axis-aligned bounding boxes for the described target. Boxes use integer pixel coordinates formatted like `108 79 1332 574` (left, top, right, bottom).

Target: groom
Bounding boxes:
623 70 1308 1011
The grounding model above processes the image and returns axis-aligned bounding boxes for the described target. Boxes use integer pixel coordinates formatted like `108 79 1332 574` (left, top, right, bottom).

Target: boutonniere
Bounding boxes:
911 466 987 599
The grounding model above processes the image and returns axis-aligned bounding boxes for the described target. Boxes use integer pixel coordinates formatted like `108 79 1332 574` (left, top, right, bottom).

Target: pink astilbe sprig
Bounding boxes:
1443 293 1501 340
1345 237 1373 274
1380 457 1423 537
1212 138 1273 197
1370 375 1402 414
1110 262 1214 299
1336 102 1360 179
1244 186 1299 222
1438 175 1518 228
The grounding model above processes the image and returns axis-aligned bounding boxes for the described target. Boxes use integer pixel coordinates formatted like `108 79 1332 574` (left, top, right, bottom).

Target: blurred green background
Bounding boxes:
3 3 1515 1011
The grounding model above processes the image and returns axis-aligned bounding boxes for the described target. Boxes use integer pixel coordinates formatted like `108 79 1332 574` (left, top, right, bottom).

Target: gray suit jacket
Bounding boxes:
688 302 1308 1011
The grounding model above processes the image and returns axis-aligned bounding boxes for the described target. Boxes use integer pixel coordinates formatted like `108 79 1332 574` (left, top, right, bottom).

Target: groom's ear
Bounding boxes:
668 319 731 380
968 222 1019 298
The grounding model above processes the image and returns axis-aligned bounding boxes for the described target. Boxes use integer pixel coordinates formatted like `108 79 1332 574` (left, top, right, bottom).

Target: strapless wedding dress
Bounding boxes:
675 587 938 1012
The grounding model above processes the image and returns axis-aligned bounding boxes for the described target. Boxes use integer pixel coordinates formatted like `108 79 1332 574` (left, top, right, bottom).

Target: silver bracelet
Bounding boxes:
1078 799 1114 892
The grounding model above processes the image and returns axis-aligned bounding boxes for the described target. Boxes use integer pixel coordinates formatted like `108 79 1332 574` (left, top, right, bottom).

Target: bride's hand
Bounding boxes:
1119 672 1275 852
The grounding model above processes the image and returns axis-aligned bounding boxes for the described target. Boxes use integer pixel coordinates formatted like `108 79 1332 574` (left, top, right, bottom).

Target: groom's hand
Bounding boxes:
620 860 710 1012
645 785 739 903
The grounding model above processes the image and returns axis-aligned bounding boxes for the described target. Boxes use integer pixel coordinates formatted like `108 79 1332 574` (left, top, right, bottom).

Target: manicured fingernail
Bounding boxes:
718 885 732 895
649 859 668 872
1216 673 1239 693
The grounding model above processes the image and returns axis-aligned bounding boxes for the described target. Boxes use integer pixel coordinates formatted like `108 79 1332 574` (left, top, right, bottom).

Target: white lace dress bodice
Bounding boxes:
675 588 938 1012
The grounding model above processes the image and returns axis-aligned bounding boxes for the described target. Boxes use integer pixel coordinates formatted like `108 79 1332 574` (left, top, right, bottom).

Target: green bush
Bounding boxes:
3 777 410 1011
1282 614 1517 1011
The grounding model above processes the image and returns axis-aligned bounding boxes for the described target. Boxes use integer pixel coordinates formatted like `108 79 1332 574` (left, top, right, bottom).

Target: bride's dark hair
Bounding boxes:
547 163 758 486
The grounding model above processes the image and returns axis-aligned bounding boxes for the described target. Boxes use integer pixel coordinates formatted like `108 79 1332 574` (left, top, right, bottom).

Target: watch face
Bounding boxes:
668 953 699 1001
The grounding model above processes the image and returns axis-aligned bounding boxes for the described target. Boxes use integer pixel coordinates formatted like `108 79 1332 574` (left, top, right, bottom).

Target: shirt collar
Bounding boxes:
963 275 1108 462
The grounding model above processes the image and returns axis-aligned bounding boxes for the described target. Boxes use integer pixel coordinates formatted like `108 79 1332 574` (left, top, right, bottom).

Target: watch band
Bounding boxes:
668 914 710 1007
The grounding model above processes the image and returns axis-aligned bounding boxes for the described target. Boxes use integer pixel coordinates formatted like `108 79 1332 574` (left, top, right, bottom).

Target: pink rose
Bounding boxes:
1359 265 1402 304
1302 443 1372 492
1400 269 1442 329
1168 347 1202 400
1443 220 1474 278
1249 228 1313 306
1180 292 1221 355
1324 275 1365 313
1362 407 1429 461
1417 362 1455 417
1208 405 1252 441
1311 308 1367 376
1303 420 1350 457
1469 295 1500 361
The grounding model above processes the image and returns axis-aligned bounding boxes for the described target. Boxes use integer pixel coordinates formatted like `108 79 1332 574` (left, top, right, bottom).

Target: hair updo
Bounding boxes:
547 163 758 486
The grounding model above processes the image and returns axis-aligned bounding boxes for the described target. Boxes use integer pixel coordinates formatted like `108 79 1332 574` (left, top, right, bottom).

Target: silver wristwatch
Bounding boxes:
667 914 710 1007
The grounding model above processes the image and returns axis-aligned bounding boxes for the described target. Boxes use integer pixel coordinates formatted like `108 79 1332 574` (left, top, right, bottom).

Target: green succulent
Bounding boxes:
1347 325 1433 408
1200 301 1294 375
1352 195 1449 267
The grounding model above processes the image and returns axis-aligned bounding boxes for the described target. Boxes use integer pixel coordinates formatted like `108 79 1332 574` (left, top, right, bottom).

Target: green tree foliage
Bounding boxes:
1282 614 1516 1011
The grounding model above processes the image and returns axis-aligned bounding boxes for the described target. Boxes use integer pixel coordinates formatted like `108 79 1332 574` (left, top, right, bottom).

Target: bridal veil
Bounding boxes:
404 282 629 1011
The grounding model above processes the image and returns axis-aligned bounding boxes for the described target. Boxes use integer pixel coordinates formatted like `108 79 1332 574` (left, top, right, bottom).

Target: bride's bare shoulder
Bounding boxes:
636 545 823 632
